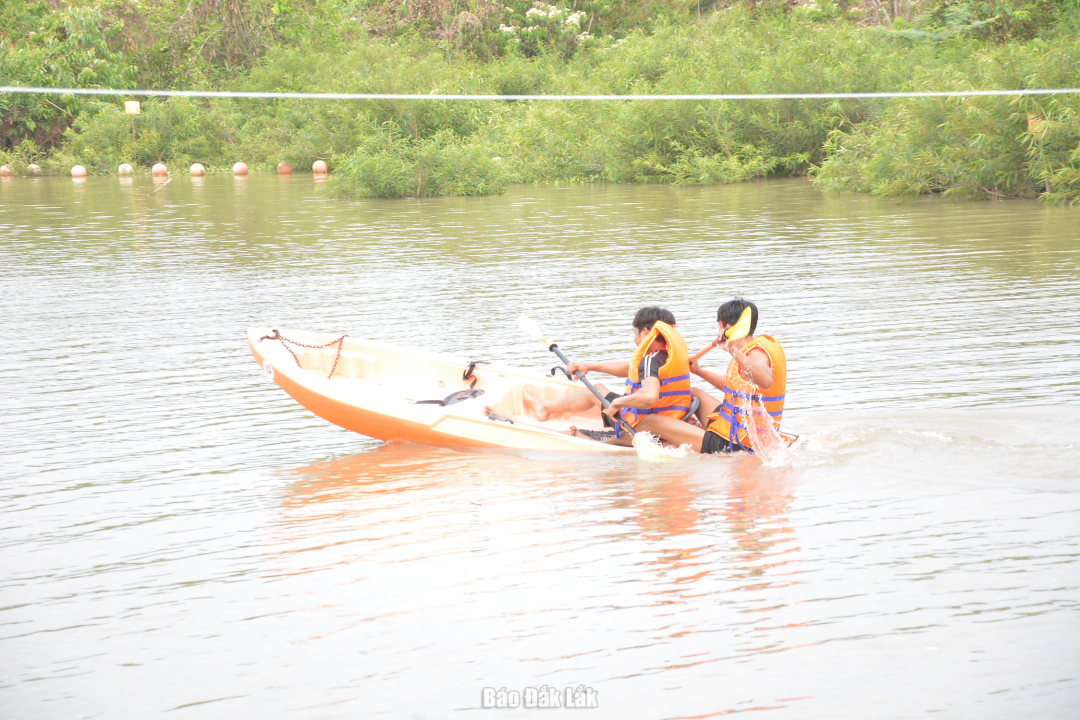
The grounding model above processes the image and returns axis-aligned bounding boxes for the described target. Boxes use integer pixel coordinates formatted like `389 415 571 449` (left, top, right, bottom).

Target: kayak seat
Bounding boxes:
680 396 700 422
413 389 485 407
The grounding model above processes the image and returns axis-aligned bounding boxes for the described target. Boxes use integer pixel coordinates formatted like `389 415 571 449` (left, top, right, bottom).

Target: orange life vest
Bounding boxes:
704 334 786 453
617 321 692 436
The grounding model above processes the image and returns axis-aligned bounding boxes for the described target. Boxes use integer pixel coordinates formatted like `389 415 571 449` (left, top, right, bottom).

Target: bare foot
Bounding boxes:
520 388 551 422
483 406 515 424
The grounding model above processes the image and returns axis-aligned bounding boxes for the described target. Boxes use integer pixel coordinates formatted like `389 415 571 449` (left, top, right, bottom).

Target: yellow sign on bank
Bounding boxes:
125 101 141 115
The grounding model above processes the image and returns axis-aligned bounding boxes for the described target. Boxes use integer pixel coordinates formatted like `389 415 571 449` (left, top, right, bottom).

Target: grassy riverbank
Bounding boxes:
2 1 1078 202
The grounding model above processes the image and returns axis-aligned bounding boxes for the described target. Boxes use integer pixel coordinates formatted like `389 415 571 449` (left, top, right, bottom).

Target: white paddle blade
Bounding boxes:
516 315 549 346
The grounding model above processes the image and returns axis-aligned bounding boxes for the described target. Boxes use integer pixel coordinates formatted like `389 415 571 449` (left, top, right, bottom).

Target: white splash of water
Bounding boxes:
633 431 692 462
722 390 813 467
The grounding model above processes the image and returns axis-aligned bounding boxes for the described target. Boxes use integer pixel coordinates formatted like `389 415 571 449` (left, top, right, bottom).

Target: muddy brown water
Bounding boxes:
2 174 1078 718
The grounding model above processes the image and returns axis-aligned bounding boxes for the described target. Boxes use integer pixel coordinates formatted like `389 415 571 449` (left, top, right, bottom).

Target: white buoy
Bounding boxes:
152 163 168 176
277 161 292 175
26 164 41 174
312 160 328 174
190 163 205 176
118 163 134 175
71 165 88 178
232 162 248 176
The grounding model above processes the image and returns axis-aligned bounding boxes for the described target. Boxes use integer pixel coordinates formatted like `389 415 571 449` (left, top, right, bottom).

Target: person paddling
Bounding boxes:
634 298 787 455
515 307 692 446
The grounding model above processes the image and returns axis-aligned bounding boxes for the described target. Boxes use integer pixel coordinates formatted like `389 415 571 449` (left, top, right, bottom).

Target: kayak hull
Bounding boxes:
248 328 629 452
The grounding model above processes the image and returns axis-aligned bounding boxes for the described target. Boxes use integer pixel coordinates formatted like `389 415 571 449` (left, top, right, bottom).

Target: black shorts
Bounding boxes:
700 430 744 455
601 391 621 428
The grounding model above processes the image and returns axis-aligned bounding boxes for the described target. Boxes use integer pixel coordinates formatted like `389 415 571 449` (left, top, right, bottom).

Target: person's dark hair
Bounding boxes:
718 298 758 336
632 306 677 332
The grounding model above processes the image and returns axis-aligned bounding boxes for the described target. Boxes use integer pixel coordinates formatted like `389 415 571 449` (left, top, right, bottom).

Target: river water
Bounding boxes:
1 174 1078 719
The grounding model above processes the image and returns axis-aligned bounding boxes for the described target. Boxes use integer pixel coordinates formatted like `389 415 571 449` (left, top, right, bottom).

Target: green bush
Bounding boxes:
324 129 511 198
482 12 930 184
56 97 247 172
891 0 1065 43
812 39 1080 202
0 2 135 148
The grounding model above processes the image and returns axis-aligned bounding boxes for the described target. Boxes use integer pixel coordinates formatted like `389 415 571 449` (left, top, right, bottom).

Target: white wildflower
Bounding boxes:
526 2 563 20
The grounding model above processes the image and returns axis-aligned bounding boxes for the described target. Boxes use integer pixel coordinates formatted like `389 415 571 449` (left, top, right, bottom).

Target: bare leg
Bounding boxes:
521 384 610 422
635 414 707 451
692 387 722 425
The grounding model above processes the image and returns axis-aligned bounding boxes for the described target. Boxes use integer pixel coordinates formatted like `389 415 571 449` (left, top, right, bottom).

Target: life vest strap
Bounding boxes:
626 374 693 391
722 385 785 403
720 401 782 419
626 406 692 418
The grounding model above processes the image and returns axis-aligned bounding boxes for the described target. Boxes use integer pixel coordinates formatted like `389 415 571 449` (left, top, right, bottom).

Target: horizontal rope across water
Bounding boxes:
2 86 1079 101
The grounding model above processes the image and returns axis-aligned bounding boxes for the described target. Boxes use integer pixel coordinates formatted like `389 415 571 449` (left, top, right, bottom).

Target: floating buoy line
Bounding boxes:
1 160 329 179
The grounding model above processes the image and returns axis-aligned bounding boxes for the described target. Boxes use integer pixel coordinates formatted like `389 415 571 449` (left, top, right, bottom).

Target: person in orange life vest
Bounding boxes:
518 307 692 446
633 298 786 455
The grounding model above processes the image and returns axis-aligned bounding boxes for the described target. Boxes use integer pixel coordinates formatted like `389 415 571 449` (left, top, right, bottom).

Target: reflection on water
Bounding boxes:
724 474 797 588
1 176 1079 719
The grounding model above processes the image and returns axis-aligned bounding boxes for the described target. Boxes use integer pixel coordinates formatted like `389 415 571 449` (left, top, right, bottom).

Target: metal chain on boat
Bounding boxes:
258 329 347 380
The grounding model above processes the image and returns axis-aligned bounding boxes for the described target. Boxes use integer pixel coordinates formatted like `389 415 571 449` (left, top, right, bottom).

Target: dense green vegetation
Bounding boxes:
812 30 1080 202
2 0 1078 202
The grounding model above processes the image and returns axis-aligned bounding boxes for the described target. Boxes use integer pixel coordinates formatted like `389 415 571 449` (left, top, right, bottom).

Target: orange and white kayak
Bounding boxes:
248 328 630 452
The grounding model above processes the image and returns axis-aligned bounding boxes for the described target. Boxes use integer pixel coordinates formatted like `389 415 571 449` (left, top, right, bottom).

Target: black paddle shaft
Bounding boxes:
549 344 636 438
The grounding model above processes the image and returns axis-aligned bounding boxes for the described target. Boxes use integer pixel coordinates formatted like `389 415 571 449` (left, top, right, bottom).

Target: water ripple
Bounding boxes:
1 177 1078 719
